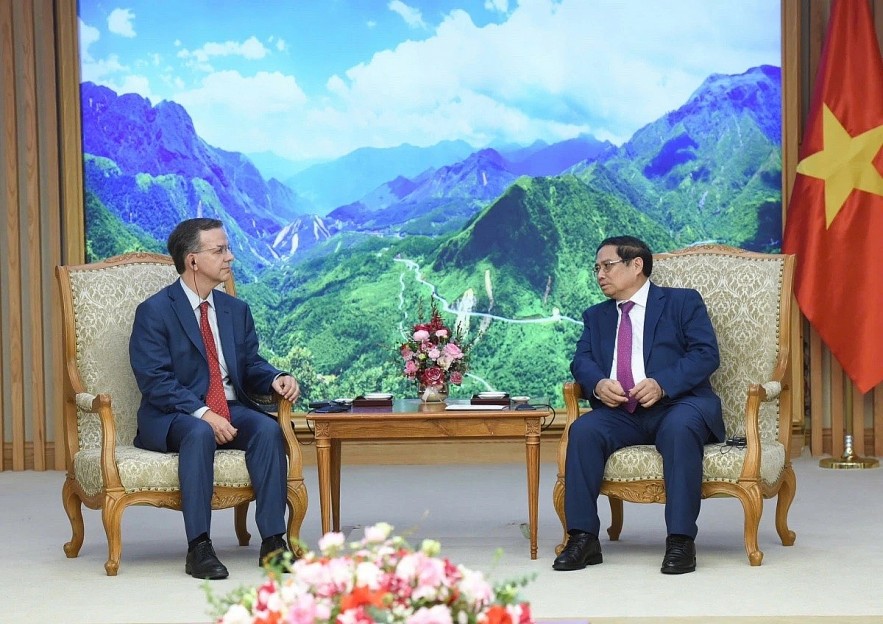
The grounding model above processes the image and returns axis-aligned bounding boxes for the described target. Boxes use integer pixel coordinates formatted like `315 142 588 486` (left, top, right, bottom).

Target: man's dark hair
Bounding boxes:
597 235 653 276
167 218 224 274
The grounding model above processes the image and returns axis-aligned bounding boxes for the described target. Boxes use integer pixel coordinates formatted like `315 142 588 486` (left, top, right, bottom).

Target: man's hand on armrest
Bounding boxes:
272 374 300 403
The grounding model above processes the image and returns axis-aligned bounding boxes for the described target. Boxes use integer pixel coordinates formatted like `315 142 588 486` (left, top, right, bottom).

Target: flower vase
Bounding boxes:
419 382 449 403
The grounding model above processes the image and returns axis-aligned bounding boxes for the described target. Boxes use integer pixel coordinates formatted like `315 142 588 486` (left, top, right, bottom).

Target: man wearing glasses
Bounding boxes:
129 218 300 579
553 236 723 575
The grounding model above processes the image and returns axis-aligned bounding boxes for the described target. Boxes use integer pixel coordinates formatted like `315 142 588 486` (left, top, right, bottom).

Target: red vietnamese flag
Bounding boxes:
783 0 883 393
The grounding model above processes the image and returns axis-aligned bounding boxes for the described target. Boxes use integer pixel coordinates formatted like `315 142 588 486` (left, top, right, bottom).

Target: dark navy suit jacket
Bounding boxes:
570 282 725 442
129 280 281 452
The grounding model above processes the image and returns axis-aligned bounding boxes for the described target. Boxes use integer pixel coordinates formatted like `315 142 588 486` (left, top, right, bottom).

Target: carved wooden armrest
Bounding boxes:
562 381 587 428
759 381 782 401
74 390 118 435
73 391 124 489
262 392 303 480
738 383 771 481
75 392 99 412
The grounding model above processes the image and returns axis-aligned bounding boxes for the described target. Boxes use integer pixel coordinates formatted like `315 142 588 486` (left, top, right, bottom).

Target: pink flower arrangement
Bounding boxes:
400 300 470 391
208 523 534 624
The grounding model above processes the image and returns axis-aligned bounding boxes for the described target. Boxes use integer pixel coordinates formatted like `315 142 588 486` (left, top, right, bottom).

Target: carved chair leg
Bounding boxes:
286 481 308 557
739 486 764 566
101 494 125 576
62 478 85 558
552 477 567 555
607 496 624 541
234 502 251 546
775 466 797 546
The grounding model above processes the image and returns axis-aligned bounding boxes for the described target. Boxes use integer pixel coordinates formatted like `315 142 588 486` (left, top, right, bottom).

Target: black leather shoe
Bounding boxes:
259 534 292 568
552 531 603 571
185 540 229 579
661 535 696 574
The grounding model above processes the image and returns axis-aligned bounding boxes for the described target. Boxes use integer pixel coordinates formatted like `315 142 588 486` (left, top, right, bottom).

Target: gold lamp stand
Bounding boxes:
820 392 879 469
820 434 879 469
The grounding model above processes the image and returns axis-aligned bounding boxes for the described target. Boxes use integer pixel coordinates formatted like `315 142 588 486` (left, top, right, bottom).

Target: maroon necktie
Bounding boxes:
617 301 638 413
199 302 231 421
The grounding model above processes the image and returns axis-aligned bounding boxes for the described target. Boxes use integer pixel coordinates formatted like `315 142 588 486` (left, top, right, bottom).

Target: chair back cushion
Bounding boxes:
651 247 788 442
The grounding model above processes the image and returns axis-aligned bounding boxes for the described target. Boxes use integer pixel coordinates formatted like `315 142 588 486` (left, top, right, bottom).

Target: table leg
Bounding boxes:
315 433 332 536
331 438 342 532
525 417 541 560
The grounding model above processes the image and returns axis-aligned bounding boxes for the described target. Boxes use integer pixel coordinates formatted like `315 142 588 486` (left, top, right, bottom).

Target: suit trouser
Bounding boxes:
167 402 287 544
564 402 713 540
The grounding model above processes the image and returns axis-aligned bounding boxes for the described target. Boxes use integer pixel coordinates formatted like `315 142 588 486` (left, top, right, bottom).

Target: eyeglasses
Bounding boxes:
592 259 627 275
194 245 230 256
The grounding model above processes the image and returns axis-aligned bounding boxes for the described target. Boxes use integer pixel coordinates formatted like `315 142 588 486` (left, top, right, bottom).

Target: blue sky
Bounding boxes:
78 0 780 163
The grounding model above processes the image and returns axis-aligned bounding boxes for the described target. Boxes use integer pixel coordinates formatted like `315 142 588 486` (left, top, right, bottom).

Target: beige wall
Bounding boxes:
1 0 881 471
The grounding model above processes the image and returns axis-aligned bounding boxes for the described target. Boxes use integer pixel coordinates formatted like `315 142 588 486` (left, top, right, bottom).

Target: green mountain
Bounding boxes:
433 173 677 315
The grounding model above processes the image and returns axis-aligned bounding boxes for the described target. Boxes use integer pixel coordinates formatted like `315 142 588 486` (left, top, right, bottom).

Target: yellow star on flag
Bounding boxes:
795 104 883 228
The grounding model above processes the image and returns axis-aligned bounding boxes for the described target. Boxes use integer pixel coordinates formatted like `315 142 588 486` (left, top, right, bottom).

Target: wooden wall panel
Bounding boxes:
1 0 72 471
1 0 26 470
0 0 15 472
55 0 85 471
781 0 804 443
19 0 46 471
35 0 65 471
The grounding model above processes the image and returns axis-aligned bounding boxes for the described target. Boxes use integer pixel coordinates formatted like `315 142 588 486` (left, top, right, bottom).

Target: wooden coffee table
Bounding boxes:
306 399 548 559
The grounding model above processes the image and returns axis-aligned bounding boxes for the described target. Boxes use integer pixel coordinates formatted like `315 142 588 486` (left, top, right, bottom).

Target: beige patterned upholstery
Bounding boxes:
552 245 797 566
56 252 307 575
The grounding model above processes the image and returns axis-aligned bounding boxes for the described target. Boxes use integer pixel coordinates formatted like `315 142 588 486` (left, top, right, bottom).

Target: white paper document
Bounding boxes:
444 404 507 410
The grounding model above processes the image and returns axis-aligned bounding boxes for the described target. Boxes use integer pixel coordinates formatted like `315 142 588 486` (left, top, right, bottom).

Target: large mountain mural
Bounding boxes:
81 65 782 405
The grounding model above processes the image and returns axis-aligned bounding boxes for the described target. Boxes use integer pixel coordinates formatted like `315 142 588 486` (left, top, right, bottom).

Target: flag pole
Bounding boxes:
819 387 879 469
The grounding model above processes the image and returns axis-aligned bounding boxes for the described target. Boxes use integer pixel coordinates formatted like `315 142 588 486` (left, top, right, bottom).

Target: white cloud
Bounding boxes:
78 17 156 103
388 1 426 29
78 19 100 62
80 53 126 84
82 65 157 104
113 74 155 101
174 70 308 154
107 8 136 38
484 0 509 13
178 36 270 72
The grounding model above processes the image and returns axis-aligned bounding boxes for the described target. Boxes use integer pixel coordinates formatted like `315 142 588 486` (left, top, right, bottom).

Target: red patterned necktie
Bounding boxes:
199 301 231 421
617 301 638 413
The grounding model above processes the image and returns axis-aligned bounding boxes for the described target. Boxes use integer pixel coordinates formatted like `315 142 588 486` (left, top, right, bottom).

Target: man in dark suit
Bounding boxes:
553 236 723 575
129 218 300 579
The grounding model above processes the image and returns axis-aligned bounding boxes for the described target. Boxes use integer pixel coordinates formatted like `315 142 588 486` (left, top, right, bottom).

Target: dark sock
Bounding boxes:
188 533 209 552
669 533 693 542
567 529 596 538
263 533 285 545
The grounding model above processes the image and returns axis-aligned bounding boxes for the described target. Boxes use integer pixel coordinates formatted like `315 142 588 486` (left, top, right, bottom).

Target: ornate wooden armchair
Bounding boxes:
56 252 308 575
553 245 796 566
